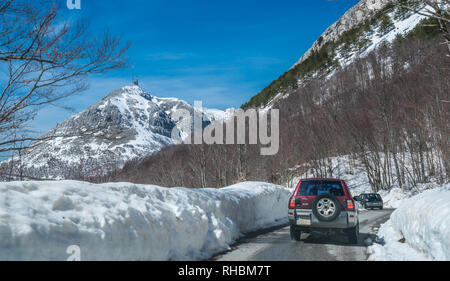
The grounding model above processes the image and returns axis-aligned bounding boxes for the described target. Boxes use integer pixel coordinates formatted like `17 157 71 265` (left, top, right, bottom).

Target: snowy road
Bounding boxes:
213 209 394 261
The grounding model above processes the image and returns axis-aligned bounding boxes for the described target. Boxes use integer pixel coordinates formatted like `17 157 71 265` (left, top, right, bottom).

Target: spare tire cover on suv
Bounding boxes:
312 193 342 222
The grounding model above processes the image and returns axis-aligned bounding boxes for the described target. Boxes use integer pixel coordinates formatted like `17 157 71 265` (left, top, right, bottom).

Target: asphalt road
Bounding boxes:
213 209 394 261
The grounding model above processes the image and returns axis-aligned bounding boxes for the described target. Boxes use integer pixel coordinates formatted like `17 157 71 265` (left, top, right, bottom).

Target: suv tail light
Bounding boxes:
346 199 355 211
289 197 296 209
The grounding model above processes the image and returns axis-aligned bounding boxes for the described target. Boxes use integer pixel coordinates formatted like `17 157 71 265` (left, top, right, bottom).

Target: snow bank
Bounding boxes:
377 188 413 209
368 184 450 261
0 181 291 261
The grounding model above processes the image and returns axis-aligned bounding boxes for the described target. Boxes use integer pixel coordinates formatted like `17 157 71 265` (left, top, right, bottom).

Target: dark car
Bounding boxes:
355 193 383 210
288 178 359 244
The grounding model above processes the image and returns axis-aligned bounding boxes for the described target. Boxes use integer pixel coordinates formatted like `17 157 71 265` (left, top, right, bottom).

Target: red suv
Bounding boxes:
288 178 359 244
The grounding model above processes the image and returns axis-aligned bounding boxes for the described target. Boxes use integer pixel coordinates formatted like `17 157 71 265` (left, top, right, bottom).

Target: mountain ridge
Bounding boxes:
242 0 429 109
1 84 233 180
292 0 393 68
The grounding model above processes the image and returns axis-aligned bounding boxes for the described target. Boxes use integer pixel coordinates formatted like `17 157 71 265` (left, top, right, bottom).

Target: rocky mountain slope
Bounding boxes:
292 0 394 68
1 84 233 180
243 0 431 109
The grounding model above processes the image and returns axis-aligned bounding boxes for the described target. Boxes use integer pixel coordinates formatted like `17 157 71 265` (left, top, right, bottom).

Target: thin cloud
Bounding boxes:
144 52 194 61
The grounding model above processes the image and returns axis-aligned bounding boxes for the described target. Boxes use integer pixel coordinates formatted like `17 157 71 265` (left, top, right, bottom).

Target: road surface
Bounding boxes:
213 209 394 261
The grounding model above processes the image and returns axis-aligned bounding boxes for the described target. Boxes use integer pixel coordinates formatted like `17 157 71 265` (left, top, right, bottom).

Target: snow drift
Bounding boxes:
0 181 291 261
368 184 450 261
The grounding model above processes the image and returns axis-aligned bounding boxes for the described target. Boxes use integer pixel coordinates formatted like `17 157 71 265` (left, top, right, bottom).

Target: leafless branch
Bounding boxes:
0 0 130 155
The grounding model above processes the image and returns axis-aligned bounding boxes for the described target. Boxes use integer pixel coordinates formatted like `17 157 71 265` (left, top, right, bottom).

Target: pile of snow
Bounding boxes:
377 188 413 209
376 181 443 209
0 181 291 261
368 184 450 261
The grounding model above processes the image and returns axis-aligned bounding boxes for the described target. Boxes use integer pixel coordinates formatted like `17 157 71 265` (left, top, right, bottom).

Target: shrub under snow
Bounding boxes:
0 181 291 261
368 184 450 260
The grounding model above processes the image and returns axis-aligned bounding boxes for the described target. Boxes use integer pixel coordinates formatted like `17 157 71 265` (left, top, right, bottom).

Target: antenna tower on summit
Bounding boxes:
132 63 139 86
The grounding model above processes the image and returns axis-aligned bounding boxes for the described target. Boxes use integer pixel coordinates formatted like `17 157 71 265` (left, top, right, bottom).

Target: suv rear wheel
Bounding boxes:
290 226 301 241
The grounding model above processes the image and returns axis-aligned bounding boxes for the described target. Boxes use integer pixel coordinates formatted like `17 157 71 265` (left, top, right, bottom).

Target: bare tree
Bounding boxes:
0 0 130 154
399 0 450 54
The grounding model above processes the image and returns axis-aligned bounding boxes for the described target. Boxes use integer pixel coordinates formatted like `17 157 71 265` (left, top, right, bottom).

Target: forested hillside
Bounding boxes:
110 20 449 190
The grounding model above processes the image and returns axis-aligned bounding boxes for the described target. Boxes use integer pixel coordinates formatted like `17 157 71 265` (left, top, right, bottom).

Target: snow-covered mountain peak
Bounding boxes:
121 83 145 93
98 83 151 104
1 84 233 180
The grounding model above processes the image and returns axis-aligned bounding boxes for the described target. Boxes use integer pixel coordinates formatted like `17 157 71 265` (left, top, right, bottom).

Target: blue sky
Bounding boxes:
32 0 359 133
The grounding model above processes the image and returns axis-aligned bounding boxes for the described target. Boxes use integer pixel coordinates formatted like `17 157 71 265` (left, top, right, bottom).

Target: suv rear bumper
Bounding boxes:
364 202 383 208
288 209 358 230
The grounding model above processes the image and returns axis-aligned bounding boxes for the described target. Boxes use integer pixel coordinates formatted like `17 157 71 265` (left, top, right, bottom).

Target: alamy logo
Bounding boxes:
67 0 81 10
171 101 280 156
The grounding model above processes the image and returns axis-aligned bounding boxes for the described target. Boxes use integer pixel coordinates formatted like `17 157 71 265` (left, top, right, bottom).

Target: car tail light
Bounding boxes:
346 200 355 211
289 197 296 209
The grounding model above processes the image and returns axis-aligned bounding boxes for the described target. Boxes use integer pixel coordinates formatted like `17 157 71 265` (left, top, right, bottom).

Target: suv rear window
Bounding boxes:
297 180 345 197
366 194 381 201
